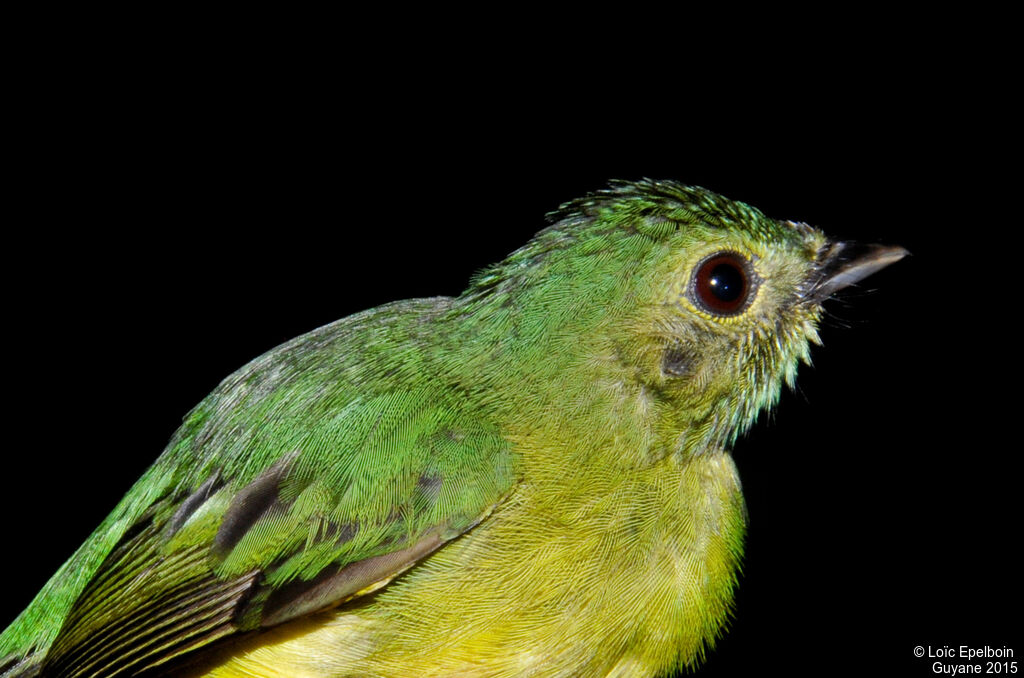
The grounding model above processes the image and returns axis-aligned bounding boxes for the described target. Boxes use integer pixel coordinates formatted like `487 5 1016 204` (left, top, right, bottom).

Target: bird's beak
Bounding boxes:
804 241 909 304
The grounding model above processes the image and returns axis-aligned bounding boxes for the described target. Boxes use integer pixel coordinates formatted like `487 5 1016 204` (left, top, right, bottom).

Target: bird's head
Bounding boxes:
461 180 905 462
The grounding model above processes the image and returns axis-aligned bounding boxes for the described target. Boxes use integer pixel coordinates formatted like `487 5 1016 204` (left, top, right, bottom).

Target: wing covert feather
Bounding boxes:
31 300 517 677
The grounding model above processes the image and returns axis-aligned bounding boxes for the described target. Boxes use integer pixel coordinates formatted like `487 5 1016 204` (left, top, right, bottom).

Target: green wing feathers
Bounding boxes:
0 299 517 677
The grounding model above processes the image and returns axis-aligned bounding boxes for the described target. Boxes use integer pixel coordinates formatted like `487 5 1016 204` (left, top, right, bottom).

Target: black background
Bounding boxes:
2 28 1017 678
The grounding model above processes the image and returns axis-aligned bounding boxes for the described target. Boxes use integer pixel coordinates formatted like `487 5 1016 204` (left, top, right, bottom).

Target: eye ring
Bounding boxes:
689 251 759 316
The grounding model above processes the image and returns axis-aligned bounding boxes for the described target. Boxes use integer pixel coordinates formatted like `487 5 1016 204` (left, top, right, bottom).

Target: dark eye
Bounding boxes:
691 252 756 316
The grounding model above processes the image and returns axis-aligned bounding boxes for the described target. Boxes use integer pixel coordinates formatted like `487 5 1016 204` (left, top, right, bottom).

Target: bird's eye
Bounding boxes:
691 252 757 316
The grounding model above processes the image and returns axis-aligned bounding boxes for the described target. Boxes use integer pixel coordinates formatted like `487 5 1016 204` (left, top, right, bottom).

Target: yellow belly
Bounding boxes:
195 451 745 678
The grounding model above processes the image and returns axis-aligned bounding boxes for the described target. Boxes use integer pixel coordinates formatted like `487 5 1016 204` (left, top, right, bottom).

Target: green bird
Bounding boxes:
0 180 905 678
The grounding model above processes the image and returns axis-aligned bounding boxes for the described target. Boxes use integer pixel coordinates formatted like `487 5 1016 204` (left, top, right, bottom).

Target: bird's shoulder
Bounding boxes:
7 298 518 678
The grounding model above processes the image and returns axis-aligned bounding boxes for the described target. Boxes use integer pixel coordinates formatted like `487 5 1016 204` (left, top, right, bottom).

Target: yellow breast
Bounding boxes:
196 450 745 678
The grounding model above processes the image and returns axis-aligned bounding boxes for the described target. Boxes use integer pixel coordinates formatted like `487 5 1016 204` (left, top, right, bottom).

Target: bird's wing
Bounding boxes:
33 310 516 678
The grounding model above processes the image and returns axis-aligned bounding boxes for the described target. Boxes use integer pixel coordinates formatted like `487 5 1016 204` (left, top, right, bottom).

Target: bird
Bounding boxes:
0 179 906 678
